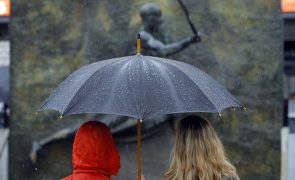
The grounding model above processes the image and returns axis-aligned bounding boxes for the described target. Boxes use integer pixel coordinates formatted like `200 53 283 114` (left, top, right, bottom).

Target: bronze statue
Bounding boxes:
30 2 201 163
136 2 200 56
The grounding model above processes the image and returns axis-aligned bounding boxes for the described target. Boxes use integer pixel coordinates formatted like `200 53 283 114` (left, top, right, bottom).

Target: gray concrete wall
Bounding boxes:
10 0 283 179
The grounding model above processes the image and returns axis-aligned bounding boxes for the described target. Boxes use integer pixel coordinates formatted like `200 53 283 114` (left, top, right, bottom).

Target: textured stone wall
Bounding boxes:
10 0 282 179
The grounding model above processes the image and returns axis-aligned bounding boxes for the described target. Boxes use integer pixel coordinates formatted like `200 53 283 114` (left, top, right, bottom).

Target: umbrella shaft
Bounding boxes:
137 119 142 180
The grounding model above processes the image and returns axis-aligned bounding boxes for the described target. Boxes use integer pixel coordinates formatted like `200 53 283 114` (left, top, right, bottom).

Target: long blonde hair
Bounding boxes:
164 115 239 180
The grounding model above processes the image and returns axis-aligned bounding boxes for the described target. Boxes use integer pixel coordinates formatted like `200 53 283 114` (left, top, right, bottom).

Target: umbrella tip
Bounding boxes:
137 34 141 55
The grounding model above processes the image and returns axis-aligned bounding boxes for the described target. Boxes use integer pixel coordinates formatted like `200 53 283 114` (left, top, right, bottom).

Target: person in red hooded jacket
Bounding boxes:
62 121 121 180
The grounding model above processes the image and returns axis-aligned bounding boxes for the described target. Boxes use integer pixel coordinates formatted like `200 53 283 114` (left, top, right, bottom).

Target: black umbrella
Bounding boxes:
39 34 242 179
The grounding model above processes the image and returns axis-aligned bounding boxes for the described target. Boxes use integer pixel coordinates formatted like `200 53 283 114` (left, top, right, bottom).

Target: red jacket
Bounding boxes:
63 121 121 180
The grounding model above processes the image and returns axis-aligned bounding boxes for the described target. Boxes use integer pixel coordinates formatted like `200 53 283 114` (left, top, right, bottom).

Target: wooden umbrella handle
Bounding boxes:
137 119 142 180
137 34 142 180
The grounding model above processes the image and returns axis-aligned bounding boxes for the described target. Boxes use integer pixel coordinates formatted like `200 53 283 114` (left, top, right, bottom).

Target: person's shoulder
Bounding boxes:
222 176 238 180
61 175 73 180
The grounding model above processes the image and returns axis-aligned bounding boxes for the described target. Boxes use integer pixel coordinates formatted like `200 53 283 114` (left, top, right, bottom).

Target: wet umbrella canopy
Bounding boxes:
38 35 242 179
39 47 241 119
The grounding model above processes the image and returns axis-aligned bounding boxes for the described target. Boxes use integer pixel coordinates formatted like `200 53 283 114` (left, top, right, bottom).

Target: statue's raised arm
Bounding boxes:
139 3 201 57
140 31 200 57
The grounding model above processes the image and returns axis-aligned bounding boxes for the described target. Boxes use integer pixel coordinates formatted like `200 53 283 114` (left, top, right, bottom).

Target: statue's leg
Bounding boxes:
29 115 179 163
29 127 78 163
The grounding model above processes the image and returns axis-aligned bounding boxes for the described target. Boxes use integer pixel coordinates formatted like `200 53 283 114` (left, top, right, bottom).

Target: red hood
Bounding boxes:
66 121 120 179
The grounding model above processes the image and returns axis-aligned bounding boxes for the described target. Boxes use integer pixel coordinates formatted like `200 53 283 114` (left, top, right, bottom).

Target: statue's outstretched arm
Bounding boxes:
141 31 200 56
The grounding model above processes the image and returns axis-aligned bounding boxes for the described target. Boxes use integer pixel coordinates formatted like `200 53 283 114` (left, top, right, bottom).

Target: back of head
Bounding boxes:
140 3 161 18
140 2 162 29
72 121 120 177
164 115 239 180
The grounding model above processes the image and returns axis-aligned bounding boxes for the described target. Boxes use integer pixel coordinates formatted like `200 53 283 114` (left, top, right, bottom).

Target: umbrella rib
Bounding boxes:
128 56 142 118
39 57 129 113
139 55 144 119
101 57 137 115
63 57 130 115
168 59 241 107
139 57 153 119
167 60 221 111
149 58 185 112
68 111 140 119
166 59 241 111
150 57 220 112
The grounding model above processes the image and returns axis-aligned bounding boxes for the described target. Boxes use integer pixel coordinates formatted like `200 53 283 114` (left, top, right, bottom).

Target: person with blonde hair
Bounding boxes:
164 115 239 180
